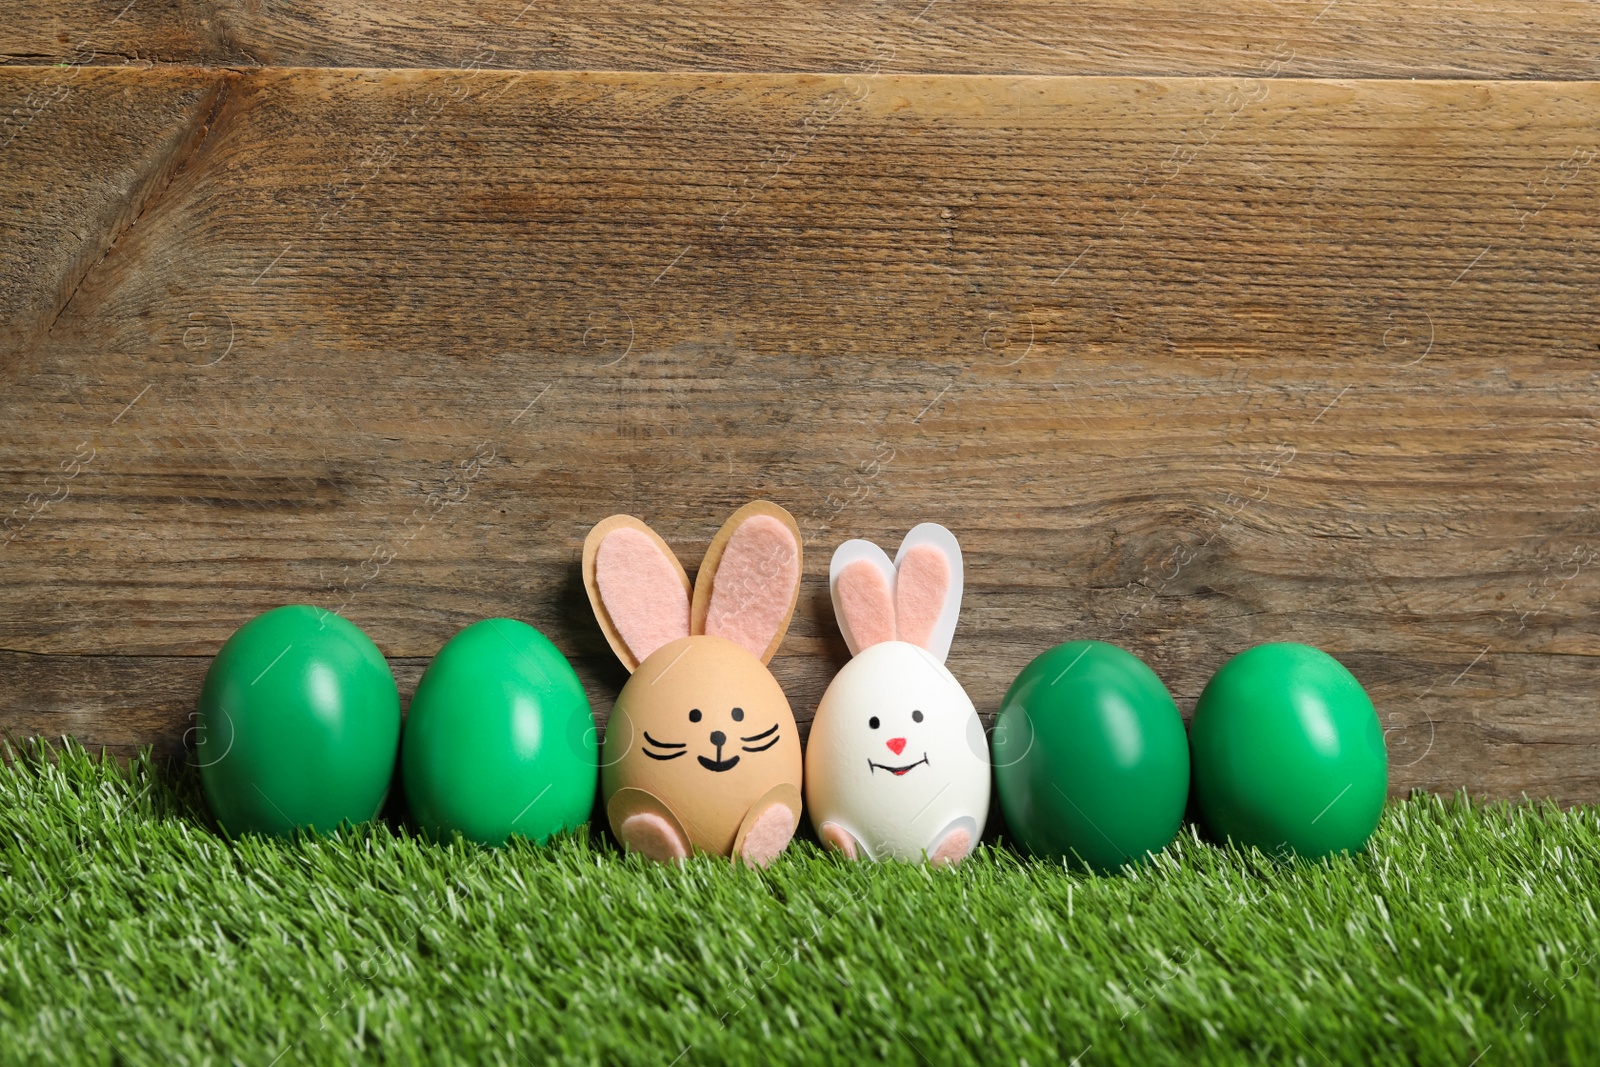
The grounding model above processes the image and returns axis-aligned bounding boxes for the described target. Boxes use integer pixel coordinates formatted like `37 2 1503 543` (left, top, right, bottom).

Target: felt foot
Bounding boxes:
927 827 973 867
819 821 861 861
732 782 801 868
736 803 796 868
618 812 689 863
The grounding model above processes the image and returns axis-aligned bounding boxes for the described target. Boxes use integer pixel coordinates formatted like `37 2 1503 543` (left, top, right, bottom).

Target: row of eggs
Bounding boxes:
195 605 1387 870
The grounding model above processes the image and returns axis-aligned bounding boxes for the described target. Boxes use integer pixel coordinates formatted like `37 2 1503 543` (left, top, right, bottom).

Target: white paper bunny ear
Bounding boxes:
829 524 964 663
893 523 963 663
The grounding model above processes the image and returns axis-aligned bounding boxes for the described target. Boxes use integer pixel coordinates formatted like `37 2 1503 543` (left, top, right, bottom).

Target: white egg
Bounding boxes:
805 640 990 862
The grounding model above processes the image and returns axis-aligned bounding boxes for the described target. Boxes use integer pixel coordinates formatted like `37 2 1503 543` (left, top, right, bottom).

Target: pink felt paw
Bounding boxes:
619 812 689 863
927 827 972 867
736 804 796 868
819 822 861 861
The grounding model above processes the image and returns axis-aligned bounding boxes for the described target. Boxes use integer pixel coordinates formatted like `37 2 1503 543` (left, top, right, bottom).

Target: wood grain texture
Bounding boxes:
2 66 1597 800
0 68 222 355
4 1 1600 79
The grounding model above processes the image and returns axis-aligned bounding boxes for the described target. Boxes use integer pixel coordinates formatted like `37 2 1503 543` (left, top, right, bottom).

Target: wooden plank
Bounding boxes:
0 67 224 356
4 1 1600 79
1 67 1597 800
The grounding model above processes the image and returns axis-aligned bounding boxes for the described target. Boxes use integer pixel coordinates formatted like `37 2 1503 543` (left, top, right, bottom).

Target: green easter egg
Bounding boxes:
196 605 400 836
401 619 597 845
1191 642 1387 860
993 641 1190 871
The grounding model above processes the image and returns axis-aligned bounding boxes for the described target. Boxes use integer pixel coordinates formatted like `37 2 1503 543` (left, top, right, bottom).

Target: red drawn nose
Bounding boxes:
886 737 907 756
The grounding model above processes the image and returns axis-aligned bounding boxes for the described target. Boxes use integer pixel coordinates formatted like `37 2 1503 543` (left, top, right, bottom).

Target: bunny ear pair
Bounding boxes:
831 524 964 663
583 501 803 672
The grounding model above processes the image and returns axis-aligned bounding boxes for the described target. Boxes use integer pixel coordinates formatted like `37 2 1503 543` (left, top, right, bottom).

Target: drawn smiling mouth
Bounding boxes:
698 724 782 770
868 755 930 776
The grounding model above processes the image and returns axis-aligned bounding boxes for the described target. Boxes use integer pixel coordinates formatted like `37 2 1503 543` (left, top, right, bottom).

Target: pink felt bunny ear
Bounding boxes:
691 501 803 664
832 542 897 654
829 524 964 662
893 523 964 663
583 516 691 672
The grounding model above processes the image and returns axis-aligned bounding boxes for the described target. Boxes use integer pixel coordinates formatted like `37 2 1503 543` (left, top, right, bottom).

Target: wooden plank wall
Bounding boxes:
2 2 1597 802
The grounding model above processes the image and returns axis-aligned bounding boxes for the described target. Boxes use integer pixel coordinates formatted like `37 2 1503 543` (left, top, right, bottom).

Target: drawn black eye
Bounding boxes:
689 708 702 723
731 707 745 722
868 716 880 729
912 710 924 723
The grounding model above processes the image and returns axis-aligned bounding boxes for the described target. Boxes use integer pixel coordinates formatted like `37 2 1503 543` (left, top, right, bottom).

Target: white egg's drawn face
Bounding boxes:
863 705 931 776
813 641 981 786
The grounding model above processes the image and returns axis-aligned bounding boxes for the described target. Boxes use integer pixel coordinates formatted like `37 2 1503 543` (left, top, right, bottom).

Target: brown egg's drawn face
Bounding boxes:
641 699 785 773
615 635 794 777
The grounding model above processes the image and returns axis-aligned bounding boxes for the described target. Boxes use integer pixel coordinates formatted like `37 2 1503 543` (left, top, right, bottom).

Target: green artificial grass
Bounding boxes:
2 741 1598 1065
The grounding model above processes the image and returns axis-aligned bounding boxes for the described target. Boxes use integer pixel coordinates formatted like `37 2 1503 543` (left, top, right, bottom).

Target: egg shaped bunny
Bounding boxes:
584 501 804 867
805 523 990 865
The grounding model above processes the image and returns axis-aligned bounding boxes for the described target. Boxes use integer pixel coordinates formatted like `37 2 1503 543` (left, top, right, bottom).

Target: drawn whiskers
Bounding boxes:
741 724 780 753
643 732 686 761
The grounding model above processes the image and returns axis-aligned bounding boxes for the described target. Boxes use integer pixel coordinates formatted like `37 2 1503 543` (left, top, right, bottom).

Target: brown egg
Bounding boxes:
583 502 806 865
602 635 802 856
